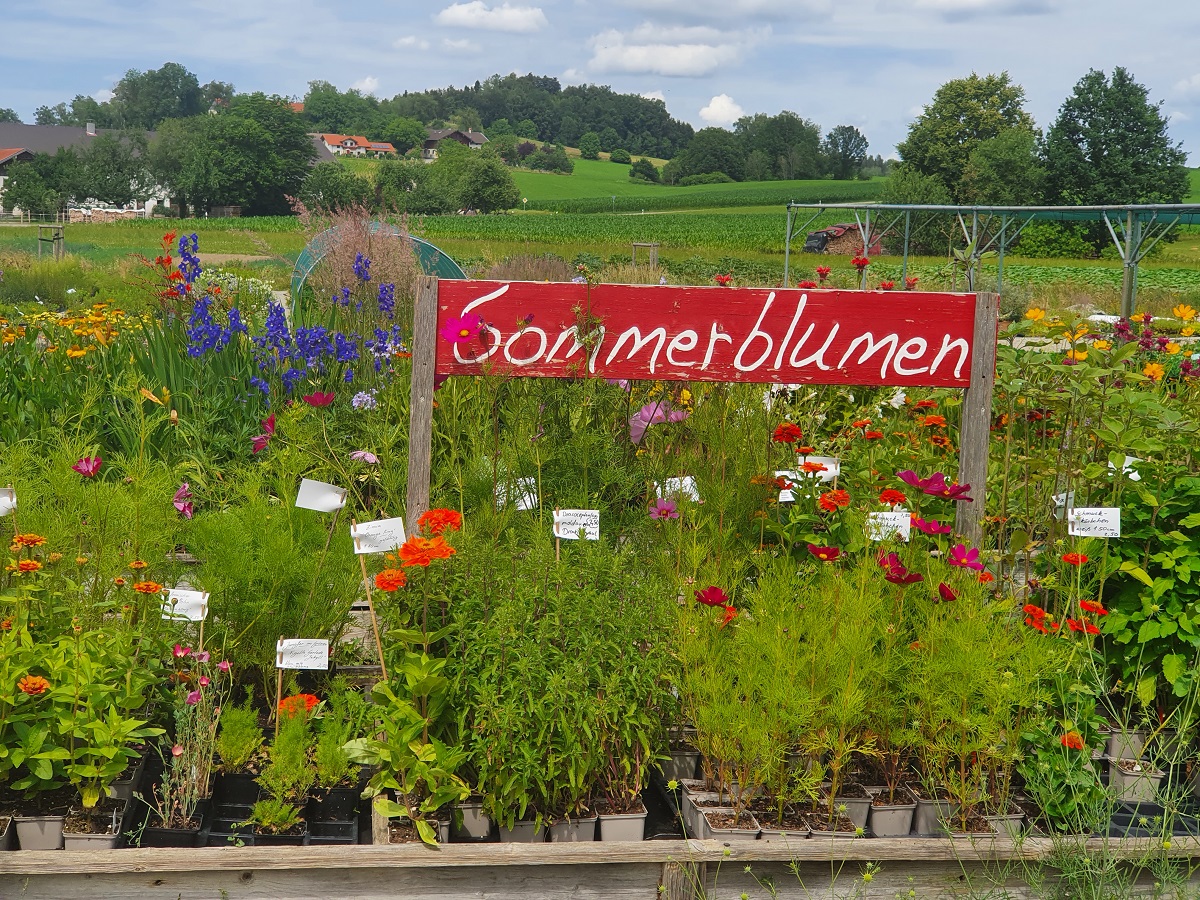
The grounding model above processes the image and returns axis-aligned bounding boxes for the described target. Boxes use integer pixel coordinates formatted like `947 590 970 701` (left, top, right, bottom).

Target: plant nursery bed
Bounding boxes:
4 837 1200 899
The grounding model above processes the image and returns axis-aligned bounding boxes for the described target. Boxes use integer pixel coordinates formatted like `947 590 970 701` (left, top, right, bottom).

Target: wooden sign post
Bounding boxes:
406 280 998 545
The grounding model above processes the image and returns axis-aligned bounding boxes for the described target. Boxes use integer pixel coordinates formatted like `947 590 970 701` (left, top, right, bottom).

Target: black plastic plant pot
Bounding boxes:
308 819 358 845
206 817 256 846
141 825 204 847
308 788 361 822
255 828 309 846
214 772 260 807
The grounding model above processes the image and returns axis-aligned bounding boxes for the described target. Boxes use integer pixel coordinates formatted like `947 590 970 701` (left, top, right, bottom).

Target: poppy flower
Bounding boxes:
807 543 841 562
648 498 680 520
1080 600 1108 616
194 650 211 663
911 515 952 536
948 544 983 571
398 535 455 567
1060 731 1085 751
695 586 729 607
718 604 738 628
936 582 958 603
818 489 850 512
1062 552 1088 566
302 391 335 407
185 690 202 706
772 423 803 443
171 744 184 757
17 674 50 696
439 313 484 344
217 660 231 672
879 489 907 507
72 456 102 477
419 507 464 535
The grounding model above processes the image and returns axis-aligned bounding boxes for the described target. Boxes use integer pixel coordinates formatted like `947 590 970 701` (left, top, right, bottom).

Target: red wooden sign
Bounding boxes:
435 280 978 387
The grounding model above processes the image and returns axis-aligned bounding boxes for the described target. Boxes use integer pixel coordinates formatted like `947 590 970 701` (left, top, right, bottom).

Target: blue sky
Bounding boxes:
3 0 1199 161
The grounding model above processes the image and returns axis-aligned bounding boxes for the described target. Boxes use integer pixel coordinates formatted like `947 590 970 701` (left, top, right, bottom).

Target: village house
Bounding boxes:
318 133 397 157
422 128 488 162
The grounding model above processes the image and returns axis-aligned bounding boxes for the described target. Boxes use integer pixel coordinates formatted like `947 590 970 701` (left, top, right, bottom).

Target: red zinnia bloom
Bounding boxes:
1080 600 1108 616
863 430 883 440
18 674 50 696
1067 618 1085 632
978 571 995 583
818 489 850 512
1023 603 1046 619
133 581 163 594
1062 552 1088 566
399 535 455 568
772 423 803 443
16 559 42 573
1060 731 1085 751
807 543 841 562
418 508 463 536
278 693 320 718
800 461 827 474
879 489 907 507
852 419 871 428
374 568 407 591
695 586 729 607
774 475 794 490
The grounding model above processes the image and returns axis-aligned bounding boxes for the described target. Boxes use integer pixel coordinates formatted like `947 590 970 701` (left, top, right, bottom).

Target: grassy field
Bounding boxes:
1189 167 1200 203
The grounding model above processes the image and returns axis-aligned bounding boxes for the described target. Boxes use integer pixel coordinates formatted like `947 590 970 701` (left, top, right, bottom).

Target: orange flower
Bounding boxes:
418 508 463 536
113 577 127 586
863 430 883 440
1062 552 1088 566
129 559 148 570
278 693 320 719
914 399 938 410
12 533 46 548
18 674 50 696
16 559 42 573
0 616 13 631
921 415 947 428
399 535 456 568
47 552 62 563
1143 362 1165 381
132 581 163 594
772 423 803 443
75 556 88 565
818 489 850 512
797 446 815 455
931 434 953 449
852 419 872 428
799 461 828 474
718 604 738 629
1060 731 1085 751
978 571 995 584
374 568 408 592
879 489 907 507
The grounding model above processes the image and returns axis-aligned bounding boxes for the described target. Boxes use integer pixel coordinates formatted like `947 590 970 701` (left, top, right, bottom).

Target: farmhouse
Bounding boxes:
318 134 397 157
422 127 489 161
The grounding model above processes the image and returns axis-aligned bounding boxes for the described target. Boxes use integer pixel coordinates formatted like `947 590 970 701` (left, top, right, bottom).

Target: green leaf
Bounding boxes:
1136 674 1158 708
415 818 438 845
1162 654 1187 686
1120 561 1154 587
1138 620 1161 643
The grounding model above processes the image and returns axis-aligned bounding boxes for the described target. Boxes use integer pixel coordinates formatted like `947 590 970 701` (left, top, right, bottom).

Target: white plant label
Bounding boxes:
295 478 347 513
797 455 840 483
0 487 15 517
867 511 912 542
276 638 330 670
1052 490 1076 520
1068 507 1121 538
496 477 538 511
350 517 407 555
656 476 700 502
553 509 600 540
775 470 799 503
162 589 209 622
1108 456 1142 482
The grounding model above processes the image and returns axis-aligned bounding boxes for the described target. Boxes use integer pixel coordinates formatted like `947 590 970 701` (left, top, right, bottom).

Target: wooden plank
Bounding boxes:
955 291 999 545
405 275 439 535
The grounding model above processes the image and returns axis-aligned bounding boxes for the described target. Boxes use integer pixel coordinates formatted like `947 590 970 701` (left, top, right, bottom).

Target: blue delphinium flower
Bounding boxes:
251 302 293 372
281 367 306 393
177 233 202 292
377 282 395 320
335 332 359 363
353 254 371 282
344 368 354 383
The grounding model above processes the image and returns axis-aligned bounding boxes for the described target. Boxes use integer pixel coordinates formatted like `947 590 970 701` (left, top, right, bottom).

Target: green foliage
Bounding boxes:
259 708 315 803
216 692 264 772
299 161 372 213
821 124 869 180
608 148 631 165
578 132 601 160
247 797 305 834
671 127 745 182
1014 222 1096 259
878 166 955 253
960 128 1044 205
678 172 733 186
629 158 659 183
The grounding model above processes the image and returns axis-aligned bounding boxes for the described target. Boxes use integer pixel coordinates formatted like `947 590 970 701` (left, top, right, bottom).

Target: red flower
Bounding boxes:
818 489 850 512
695 586 729 607
807 543 841 562
914 400 938 410
978 571 995 584
399 535 455 567
1023 603 1046 619
278 693 320 719
774 475 794 491
252 413 276 454
798 280 818 289
1080 600 1108 616
718 604 738 629
714 273 733 287
815 266 831 282
302 391 335 407
878 281 895 290
863 430 883 440
1062 552 1088 566
800 461 828 474
418 508 463 536
851 255 870 271
852 419 871 428
797 445 815 455
936 582 958 603
904 276 919 290
374 568 407 591
1060 731 1085 751
879 489 907 507
921 415 947 428
772 423 803 443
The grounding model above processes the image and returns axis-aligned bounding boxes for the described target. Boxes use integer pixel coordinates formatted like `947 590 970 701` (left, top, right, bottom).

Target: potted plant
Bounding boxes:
209 691 266 846
247 697 316 846
308 685 370 844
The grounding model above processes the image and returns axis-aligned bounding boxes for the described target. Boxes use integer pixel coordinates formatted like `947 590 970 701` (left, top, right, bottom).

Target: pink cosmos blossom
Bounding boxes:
911 515 952 535
173 483 193 519
949 543 984 571
649 498 679 520
629 401 689 445
302 391 335 407
217 660 231 673
72 456 102 477
350 450 378 464
439 314 484 344
172 644 190 659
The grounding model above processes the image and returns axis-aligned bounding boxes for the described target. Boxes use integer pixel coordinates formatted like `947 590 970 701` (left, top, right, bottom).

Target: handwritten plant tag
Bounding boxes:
0 487 15 517
295 478 347 513
496 477 537 511
1068 507 1121 538
1052 490 1076 520
1108 456 1141 482
553 509 600 540
797 455 840 483
656 476 701 502
162 589 209 622
867 511 912 542
775 470 799 503
276 638 330 670
350 517 407 555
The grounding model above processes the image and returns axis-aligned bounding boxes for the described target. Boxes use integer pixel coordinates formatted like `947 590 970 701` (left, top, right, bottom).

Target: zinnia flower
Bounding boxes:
278 693 320 718
1143 362 1165 381
398 535 455 568
1062 552 1088 566
799 461 828 475
16 559 41 573
772 423 803 443
72 456 102 477
863 430 883 440
921 415 947 428
648 498 679 520
818 489 850 512
1060 731 1085 751
948 544 983 571
18 674 50 695
807 543 841 562
133 581 163 594
418 508 464 535
695 586 729 607
129 559 147 569
374 568 407 591
439 313 484 344
879 489 907 507
1080 600 1108 616
12 533 46 548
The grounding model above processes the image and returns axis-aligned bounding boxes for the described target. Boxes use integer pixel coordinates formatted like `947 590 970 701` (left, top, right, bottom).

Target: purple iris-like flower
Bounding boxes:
649 498 679 520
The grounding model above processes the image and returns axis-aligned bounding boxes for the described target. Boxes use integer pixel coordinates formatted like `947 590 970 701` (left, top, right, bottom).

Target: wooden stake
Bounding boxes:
554 507 561 562
405 276 439 537
275 636 284 740
955 292 1000 546
351 519 389 683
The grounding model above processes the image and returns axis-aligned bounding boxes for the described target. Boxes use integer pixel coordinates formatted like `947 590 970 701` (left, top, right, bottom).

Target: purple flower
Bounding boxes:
439 314 484 345
352 390 377 410
353 253 371 282
173 483 193 519
72 456 102 477
194 650 210 663
649 498 679 520
350 450 378 464
629 401 690 445
896 470 972 502
949 543 984 571
185 690 202 706
377 282 395 319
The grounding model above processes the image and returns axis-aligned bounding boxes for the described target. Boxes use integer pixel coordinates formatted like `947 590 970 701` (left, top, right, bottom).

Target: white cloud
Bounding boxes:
393 35 431 50
1168 110 1191 123
434 1 547 32
909 0 1053 16
699 93 744 126
350 75 380 95
441 37 481 51
92 88 114 103
1176 74 1200 101
641 89 666 102
611 0 826 17
588 25 750 77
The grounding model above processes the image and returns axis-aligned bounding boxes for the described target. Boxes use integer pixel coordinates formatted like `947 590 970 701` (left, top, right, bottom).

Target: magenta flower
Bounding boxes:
630 401 690 444
173 483 193 519
72 456 102 477
885 568 925 585
172 644 190 659
912 515 952 535
949 543 984 571
302 391 335 407
695 586 729 607
252 413 276 454
439 313 484 344
649 498 679 520
185 690 202 706
194 650 210 663
217 660 231 673
936 582 958 603
198 675 210 687
350 450 378 464
896 470 973 502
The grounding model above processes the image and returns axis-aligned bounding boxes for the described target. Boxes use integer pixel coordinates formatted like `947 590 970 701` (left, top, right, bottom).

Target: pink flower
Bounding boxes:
185 690 202 706
629 401 689 444
171 744 184 757
695 586 729 607
252 413 276 454
949 543 984 571
302 391 335 407
649 498 679 520
936 582 958 603
72 456 102 477
911 515 952 535
896 470 973 502
350 450 378 464
172 644 190 659
173 483 193 519
194 650 210 663
217 660 231 673
439 314 484 344
199 675 210 687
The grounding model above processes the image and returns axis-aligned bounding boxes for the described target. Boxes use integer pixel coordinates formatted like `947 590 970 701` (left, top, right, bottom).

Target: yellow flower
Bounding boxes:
1024 307 1046 322
1183 326 1196 337
1143 362 1165 381
1062 325 1088 341
1166 342 1181 355
1136 312 1153 323
1066 349 1088 361
1092 339 1112 351
1173 304 1196 321
66 346 86 359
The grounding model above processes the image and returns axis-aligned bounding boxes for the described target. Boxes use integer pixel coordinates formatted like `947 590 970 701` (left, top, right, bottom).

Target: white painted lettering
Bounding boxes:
504 327 548 366
773 296 807 370
929 336 970 379
666 330 699 368
790 323 839 370
606 326 666 373
837 332 900 379
735 292 777 371
702 323 733 370
894 337 930 376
